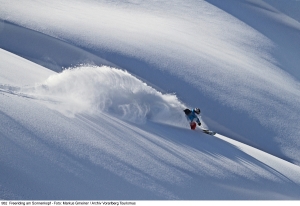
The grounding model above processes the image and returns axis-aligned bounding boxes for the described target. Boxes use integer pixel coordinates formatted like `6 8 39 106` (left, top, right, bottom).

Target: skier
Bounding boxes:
183 108 201 130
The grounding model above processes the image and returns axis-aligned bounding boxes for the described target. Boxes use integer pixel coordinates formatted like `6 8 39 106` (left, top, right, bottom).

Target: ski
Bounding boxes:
202 129 216 136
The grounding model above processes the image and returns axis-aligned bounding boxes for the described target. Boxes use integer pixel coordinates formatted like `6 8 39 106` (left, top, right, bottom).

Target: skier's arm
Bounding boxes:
196 117 201 126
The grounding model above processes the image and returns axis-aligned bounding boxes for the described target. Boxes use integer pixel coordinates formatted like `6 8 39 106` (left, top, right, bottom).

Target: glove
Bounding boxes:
198 122 201 126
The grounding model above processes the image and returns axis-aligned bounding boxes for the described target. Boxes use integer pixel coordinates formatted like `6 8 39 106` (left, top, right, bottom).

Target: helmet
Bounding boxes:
194 108 200 114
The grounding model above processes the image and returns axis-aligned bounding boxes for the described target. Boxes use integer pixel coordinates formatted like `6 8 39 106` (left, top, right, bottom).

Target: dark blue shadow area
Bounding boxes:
0 21 113 72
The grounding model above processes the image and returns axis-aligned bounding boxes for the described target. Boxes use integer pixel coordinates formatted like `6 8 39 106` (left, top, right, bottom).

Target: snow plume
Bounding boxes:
28 66 187 126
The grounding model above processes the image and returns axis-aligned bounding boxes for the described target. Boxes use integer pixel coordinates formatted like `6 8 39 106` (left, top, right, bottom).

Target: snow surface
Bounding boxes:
1 0 300 200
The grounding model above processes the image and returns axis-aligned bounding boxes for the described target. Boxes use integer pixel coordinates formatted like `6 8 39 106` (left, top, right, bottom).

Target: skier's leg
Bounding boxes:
190 122 196 130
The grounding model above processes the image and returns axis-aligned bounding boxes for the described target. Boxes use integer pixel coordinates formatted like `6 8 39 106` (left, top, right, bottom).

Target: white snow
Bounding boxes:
25 66 187 127
0 0 300 200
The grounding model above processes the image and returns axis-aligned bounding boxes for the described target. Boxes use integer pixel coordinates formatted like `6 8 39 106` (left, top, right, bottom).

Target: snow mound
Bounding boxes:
27 66 188 126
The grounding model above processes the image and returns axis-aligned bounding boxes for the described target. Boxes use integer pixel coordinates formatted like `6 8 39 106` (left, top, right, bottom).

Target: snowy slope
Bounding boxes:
1 51 300 200
1 0 300 200
1 0 300 164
